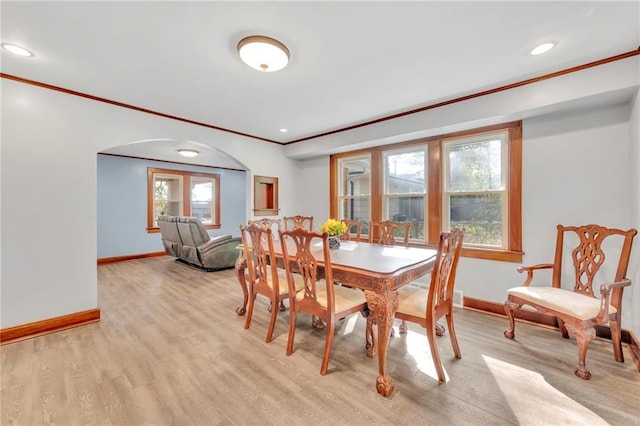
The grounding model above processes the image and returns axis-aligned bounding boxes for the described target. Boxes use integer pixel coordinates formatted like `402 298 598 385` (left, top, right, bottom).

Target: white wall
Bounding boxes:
0 79 300 329
629 90 640 336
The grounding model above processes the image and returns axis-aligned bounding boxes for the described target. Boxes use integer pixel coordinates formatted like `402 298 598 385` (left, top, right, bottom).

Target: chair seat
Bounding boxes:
295 283 366 312
507 286 616 321
266 270 305 296
396 285 427 318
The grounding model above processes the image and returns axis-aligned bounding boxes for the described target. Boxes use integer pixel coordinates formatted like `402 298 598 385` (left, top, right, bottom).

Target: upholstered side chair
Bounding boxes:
504 224 637 379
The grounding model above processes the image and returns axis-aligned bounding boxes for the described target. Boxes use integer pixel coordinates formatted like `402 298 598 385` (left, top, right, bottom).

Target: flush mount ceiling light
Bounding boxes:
530 42 555 56
237 35 290 72
178 149 199 158
1 43 33 57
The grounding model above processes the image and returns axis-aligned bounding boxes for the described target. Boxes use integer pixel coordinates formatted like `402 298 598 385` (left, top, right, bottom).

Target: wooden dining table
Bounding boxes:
234 239 438 397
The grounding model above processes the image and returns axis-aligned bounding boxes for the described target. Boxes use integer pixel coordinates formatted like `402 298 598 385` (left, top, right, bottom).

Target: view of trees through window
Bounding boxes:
445 136 506 247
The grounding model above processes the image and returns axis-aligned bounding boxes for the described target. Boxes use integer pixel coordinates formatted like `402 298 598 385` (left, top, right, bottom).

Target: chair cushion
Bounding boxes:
396 285 427 318
507 286 616 321
267 270 305 296
295 283 366 313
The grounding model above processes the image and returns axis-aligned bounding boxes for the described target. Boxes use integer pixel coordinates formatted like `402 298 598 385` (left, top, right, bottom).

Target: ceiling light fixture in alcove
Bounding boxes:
178 149 199 158
237 35 290 72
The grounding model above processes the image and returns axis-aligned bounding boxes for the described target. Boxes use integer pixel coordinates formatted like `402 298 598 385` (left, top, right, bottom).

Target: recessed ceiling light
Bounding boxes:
280 128 288 133
1 43 33 57
178 149 199 158
530 43 555 56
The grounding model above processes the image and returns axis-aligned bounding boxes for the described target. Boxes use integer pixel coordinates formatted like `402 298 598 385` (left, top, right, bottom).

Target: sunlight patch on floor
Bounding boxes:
483 355 609 426
403 328 447 382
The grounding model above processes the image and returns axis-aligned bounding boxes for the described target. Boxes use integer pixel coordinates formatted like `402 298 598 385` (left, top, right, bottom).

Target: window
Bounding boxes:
330 122 522 262
383 147 427 240
443 131 508 248
335 154 371 234
147 167 220 232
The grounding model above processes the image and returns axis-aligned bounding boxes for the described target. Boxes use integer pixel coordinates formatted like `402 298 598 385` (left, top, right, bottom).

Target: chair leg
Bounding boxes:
610 320 625 362
503 299 519 339
286 310 297 356
312 315 325 329
265 296 279 343
399 320 408 334
321 320 336 376
571 326 595 380
446 312 461 359
557 317 569 338
426 317 445 383
244 292 256 330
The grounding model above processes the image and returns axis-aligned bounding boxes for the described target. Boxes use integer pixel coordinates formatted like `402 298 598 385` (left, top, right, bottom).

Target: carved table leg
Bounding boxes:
234 247 248 316
365 282 399 397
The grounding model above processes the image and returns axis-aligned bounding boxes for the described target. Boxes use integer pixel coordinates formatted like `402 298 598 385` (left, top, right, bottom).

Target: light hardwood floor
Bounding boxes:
2 256 639 425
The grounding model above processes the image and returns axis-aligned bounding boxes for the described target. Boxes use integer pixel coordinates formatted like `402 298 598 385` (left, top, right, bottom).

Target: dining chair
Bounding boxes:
248 218 282 235
239 222 303 343
279 227 373 375
504 224 637 379
340 219 363 241
283 215 314 230
368 220 410 247
394 228 465 383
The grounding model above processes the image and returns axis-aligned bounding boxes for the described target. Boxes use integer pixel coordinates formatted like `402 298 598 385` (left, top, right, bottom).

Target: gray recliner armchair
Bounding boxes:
157 216 241 271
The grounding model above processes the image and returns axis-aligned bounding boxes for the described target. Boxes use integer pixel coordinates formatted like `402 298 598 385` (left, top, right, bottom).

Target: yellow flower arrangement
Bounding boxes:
320 218 348 236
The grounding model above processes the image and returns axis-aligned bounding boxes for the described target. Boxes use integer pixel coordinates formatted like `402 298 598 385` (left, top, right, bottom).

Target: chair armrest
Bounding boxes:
595 279 631 323
199 235 233 252
516 263 553 287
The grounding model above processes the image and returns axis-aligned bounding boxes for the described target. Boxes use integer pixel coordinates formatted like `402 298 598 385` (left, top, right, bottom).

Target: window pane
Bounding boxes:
450 193 502 247
154 175 182 225
340 157 370 196
387 196 424 239
191 178 214 224
341 198 370 223
385 151 425 193
449 139 503 191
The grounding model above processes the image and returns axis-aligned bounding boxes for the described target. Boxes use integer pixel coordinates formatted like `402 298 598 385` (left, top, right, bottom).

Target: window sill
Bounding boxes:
461 247 523 263
407 242 522 263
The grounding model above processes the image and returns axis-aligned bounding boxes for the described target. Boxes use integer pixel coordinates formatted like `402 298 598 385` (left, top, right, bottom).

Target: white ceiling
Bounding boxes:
2 1 639 169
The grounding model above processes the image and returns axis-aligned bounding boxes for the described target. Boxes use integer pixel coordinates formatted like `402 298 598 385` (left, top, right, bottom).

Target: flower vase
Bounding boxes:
328 235 341 249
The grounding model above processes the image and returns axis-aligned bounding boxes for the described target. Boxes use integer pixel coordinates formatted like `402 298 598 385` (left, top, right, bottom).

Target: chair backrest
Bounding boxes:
428 228 465 314
368 220 410 247
341 219 363 241
240 222 279 295
177 217 211 246
283 215 314 231
279 228 334 313
249 218 282 233
552 224 637 305
157 215 182 243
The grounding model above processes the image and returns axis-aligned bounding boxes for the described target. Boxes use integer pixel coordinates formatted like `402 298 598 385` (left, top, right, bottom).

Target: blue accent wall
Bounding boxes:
97 155 246 258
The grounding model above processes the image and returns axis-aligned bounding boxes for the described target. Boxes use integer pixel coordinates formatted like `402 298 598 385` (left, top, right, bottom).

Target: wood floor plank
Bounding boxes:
1 256 638 425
